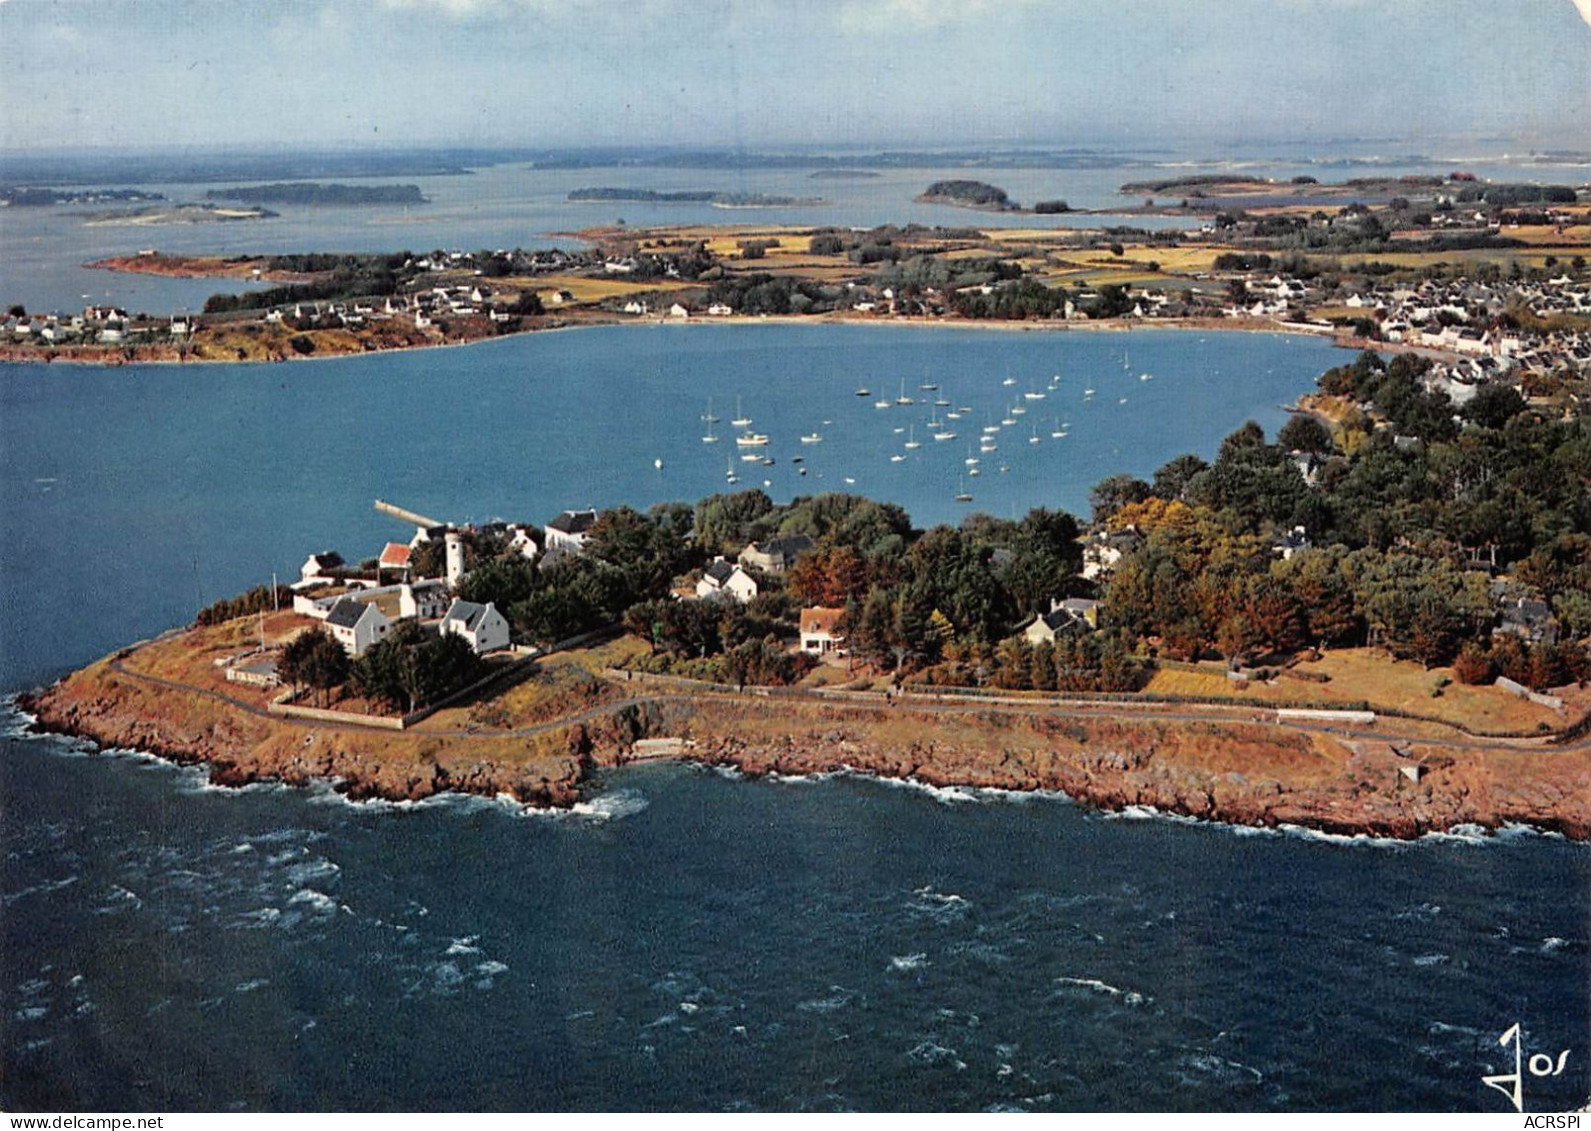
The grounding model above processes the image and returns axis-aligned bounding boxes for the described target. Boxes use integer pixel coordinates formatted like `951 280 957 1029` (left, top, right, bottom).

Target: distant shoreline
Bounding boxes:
0 310 1376 370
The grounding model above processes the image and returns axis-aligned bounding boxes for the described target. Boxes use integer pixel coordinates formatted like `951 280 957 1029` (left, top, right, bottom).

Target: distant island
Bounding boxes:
568 187 824 207
1117 173 1583 210
916 180 1070 215
809 169 882 180
204 183 428 206
81 202 278 226
916 179 1020 211
1 187 164 207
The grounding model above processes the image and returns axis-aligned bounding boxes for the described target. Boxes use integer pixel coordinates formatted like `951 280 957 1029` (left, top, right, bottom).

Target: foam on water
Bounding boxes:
905 1039 967 1071
287 889 338 916
796 986 857 1013
564 788 650 822
906 886 972 923
1052 975 1151 1006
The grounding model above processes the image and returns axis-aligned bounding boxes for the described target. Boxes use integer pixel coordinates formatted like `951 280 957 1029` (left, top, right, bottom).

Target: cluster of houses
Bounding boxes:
279 505 617 671
292 539 511 659
1342 275 1591 387
3 305 190 346
671 532 843 656
272 285 524 332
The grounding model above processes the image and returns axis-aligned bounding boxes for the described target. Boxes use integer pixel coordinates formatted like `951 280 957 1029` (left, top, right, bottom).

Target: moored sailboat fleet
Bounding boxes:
689 354 1151 500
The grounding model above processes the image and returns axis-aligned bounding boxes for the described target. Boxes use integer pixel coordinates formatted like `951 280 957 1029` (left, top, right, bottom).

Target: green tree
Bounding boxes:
1276 414 1334 454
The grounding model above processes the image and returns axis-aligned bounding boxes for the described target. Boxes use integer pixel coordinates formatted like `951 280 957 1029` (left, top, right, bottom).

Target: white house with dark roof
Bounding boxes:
695 557 759 603
439 598 511 654
399 580 451 621
507 524 540 561
324 597 392 656
544 508 599 552
299 550 345 586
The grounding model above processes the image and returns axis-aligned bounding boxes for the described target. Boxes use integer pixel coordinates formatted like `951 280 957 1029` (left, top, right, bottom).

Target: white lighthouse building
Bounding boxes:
445 530 466 589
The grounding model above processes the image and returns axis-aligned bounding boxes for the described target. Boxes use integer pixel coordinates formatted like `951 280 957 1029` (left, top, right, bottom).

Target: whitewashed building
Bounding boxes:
695 558 759 603
324 597 392 656
439 598 511 654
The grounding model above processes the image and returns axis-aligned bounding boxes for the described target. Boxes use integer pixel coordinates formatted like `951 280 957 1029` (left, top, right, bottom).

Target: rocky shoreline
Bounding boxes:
689 726 1591 841
21 655 1587 841
14 675 595 809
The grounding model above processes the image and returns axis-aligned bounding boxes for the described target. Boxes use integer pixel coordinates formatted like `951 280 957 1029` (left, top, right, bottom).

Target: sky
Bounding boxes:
1 0 1588 154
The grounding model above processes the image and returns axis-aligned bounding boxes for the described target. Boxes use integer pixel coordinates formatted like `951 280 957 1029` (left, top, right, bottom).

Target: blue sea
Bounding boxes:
2 323 1587 1111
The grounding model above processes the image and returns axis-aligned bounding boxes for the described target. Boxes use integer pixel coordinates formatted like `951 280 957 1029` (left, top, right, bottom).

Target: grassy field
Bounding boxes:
504 273 692 303
1145 648 1572 734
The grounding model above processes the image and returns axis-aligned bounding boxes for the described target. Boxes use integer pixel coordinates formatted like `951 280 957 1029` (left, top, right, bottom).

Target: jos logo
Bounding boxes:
1482 1022 1571 1112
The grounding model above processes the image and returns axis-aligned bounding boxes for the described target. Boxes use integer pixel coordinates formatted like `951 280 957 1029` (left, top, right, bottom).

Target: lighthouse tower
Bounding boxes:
445 530 466 590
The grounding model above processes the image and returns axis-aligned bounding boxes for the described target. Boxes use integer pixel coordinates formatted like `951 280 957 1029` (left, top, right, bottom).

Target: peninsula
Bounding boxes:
21 337 1591 839
4 171 1584 371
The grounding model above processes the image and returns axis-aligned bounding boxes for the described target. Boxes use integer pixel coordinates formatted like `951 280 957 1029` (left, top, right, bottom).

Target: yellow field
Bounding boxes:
505 273 692 302
1146 648 1569 733
1499 223 1591 247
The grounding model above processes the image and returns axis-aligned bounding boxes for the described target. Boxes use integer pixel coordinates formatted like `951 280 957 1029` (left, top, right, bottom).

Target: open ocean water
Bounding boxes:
2 324 1588 1111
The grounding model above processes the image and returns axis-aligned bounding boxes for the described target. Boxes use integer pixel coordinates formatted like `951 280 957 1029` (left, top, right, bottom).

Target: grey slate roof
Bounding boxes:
442 598 495 631
546 509 598 535
325 597 366 629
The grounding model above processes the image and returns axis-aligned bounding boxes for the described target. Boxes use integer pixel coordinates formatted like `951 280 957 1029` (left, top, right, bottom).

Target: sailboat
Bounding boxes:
731 396 751 428
895 377 915 406
903 425 921 450
1024 383 1046 400
725 456 739 484
703 397 720 423
1029 422 1041 445
801 431 823 444
1051 418 1066 438
955 476 973 503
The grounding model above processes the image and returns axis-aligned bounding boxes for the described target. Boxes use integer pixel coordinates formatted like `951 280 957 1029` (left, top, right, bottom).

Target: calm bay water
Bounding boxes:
0 324 1341 691
1 324 1587 1111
